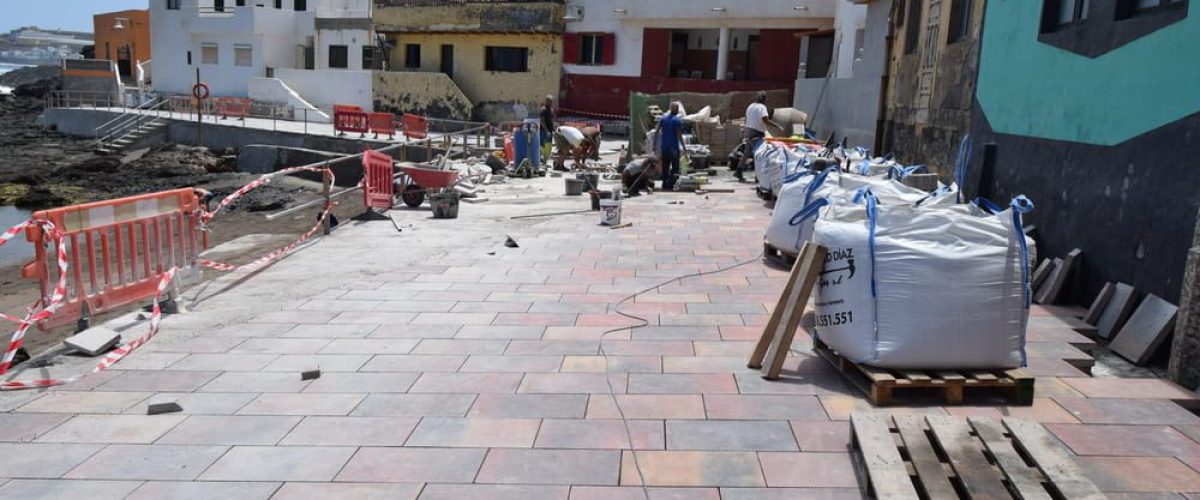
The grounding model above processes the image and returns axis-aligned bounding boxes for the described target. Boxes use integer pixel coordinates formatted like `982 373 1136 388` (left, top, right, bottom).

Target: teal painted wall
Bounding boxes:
976 0 1200 146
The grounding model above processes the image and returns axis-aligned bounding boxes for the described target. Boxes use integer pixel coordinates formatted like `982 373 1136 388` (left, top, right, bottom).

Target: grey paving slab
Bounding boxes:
17 391 152 414
272 482 422 500
1110 293 1178 365
0 414 72 442
420 484 570 500
35 415 186 444
666 420 798 451
335 447 487 483
280 416 419 446
198 446 356 481
157 415 302 445
0 479 143 500
236 393 366 416
64 444 228 480
0 443 105 478
124 481 281 500
1098 283 1140 339
351 394 477 417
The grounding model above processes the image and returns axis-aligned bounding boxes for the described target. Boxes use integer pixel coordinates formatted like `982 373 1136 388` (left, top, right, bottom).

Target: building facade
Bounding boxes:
94 10 152 80
373 0 565 123
559 0 837 119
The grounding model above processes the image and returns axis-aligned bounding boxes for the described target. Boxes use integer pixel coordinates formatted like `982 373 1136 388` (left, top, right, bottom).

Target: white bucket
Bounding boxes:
599 199 622 226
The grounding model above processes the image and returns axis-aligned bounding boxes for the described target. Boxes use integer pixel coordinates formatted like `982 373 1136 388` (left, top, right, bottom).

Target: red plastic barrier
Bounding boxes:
504 133 515 162
21 189 207 330
216 97 250 120
402 114 428 140
362 149 395 210
369 113 397 139
333 104 364 114
334 108 370 137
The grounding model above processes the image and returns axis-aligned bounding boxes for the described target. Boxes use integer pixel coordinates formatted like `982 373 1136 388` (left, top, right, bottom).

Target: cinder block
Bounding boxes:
63 327 121 356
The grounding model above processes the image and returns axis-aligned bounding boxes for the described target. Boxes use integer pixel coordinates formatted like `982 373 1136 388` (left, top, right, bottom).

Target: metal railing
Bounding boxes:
94 97 169 146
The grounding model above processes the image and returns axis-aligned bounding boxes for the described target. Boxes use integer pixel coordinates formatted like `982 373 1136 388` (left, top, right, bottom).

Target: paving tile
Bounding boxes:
601 341 694 356
200 445 356 481
476 449 620 485
351 394 476 417
328 311 417 325
18 391 150 414
419 484 569 500
251 310 337 324
1077 456 1200 493
107 352 188 370
406 417 541 448
507 340 601 355
199 372 310 392
531 302 611 314
229 338 332 354
627 374 738 394
1035 377 1087 399
0 443 104 478
663 356 757 373
587 395 707 419
545 326 626 340
281 416 419 446
942 398 1080 424
629 326 721 341
210 323 295 337
1055 398 1200 426
451 302 534 314
759 452 858 488
495 313 579 326
302 372 418 393
148 336 247 354
658 314 744 327
693 341 758 356
520 373 628 394
261 354 372 372
65 444 227 480
635 294 709 303
569 486 722 500
409 372 523 393
237 393 365 416
535 419 664 450
158 415 302 445
36 414 185 444
368 324 461 339
818 395 949 421
1064 378 1199 400
467 394 588 418
576 314 646 327
375 301 458 313
359 354 466 372
561 356 662 373
455 325 544 339
272 482 422 500
95 370 219 392
0 479 142 500
490 293 563 303
411 339 510 355
321 338 421 354
411 312 498 325
459 355 564 373
125 481 280 500
719 327 763 341
666 420 797 451
168 353 279 371
336 447 486 483
619 451 763 487
1047 424 1200 457
0 414 70 442
717 487 865 499
298 299 381 312
790 421 852 452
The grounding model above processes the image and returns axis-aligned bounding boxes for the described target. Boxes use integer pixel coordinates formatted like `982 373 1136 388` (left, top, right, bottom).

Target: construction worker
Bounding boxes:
621 156 659 196
539 95 555 162
736 91 782 181
553 125 601 171
655 102 685 191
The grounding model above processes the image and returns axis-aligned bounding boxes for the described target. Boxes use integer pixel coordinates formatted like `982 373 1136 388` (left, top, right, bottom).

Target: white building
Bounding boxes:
559 0 838 118
150 0 374 117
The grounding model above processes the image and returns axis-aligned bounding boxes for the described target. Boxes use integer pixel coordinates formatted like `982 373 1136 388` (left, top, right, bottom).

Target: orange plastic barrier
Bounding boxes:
402 114 428 140
334 105 370 137
504 133 515 162
369 113 397 139
362 149 395 210
21 189 208 330
216 97 250 120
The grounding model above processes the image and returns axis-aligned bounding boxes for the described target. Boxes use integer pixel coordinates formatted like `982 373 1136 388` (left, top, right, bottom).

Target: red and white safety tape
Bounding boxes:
558 107 630 121
0 164 337 390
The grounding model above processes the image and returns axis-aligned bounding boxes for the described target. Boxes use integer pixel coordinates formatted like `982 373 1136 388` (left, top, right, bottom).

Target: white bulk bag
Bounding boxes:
811 195 1035 369
836 172 930 205
754 143 805 196
764 169 848 254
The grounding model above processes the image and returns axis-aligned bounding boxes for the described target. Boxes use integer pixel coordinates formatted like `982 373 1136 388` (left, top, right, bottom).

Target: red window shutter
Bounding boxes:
563 33 580 63
601 33 616 65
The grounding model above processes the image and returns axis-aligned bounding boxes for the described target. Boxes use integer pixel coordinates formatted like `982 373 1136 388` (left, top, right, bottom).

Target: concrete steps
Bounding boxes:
97 119 166 155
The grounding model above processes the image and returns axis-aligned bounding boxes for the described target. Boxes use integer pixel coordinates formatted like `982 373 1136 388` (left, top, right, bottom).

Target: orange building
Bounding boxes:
93 9 151 79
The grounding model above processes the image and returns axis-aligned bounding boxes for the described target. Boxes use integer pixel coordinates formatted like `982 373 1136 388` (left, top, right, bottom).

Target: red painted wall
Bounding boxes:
756 30 804 82
641 28 671 78
560 73 793 118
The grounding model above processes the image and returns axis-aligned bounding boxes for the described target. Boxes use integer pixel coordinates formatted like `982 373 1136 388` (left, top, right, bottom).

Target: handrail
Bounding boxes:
94 96 160 138
96 97 170 146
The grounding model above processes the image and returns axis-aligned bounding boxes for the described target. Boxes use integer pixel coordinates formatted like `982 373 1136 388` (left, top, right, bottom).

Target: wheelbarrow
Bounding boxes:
395 163 460 208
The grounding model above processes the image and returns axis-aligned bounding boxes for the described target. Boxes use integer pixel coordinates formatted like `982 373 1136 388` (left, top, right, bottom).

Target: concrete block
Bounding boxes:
1110 294 1178 365
63 327 121 356
1098 283 1139 340
1035 249 1081 305
147 401 184 415
301 369 321 381
1084 282 1116 326
1031 259 1056 293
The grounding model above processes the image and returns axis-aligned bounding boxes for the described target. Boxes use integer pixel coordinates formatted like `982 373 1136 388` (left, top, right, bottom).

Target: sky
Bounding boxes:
3 0 148 33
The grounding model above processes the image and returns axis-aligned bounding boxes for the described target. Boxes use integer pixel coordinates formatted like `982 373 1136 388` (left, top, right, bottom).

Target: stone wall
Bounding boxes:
372 71 473 121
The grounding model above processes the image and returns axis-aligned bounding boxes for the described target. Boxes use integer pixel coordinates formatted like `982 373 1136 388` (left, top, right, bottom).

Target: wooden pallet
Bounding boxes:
763 241 799 267
851 413 1106 500
814 338 1035 406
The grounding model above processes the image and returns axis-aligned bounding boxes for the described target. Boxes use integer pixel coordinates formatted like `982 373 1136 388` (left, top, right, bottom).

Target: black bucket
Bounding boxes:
590 190 613 211
430 192 460 219
578 172 600 191
565 178 585 196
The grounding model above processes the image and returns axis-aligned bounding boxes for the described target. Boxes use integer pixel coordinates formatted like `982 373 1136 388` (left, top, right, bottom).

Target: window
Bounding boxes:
234 44 252 67
363 46 378 70
167 0 180 10
1041 0 1089 32
904 0 923 54
295 0 307 11
214 0 225 12
404 44 421 69
328 45 348 69
804 34 834 78
274 0 282 9
201 43 219 65
580 34 605 65
1116 0 1186 19
485 46 529 72
236 0 245 6
946 0 973 44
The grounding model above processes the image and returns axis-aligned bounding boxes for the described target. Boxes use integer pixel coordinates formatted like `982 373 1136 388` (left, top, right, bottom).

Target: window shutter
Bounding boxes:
563 33 580 63
601 33 616 65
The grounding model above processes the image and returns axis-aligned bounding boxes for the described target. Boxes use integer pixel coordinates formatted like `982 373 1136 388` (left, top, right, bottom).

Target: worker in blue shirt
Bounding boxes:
655 102 685 191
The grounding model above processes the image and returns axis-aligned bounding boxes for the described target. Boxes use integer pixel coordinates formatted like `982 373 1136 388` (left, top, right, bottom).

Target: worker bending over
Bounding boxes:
621 156 659 197
553 125 602 171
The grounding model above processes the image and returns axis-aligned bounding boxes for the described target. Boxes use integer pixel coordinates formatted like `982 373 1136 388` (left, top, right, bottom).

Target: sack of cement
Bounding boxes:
684 105 712 122
811 195 1036 369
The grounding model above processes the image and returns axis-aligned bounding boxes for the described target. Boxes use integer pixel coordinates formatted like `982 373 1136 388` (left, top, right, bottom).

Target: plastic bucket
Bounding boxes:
430 192 460 219
578 172 600 191
564 178 585 196
599 199 621 226
590 190 613 211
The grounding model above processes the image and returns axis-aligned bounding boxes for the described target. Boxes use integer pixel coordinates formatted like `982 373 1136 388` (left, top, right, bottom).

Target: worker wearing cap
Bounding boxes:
737 92 782 181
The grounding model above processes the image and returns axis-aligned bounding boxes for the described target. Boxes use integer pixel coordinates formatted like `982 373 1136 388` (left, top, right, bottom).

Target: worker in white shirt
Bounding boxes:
736 91 782 181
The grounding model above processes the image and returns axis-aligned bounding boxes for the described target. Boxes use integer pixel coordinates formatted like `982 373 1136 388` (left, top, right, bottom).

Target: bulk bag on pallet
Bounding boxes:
811 195 1035 369
765 169 847 254
754 142 803 196
837 172 931 205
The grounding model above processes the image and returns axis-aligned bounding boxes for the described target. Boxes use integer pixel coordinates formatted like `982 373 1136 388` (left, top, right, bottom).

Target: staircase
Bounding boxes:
95 97 169 155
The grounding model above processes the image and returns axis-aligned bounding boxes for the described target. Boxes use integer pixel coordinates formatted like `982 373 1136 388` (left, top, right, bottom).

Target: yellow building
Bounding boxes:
373 0 564 123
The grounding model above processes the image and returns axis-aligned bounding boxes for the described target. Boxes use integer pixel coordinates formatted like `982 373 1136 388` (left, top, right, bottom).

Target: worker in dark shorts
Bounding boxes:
654 102 685 191
539 95 555 161
621 156 659 196
553 126 602 170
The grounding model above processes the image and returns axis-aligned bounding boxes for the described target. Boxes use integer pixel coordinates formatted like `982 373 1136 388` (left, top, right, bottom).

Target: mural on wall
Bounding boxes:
975 0 1199 146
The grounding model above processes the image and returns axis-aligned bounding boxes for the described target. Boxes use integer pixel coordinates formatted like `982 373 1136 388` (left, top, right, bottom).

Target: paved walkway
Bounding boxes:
1 174 1199 499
